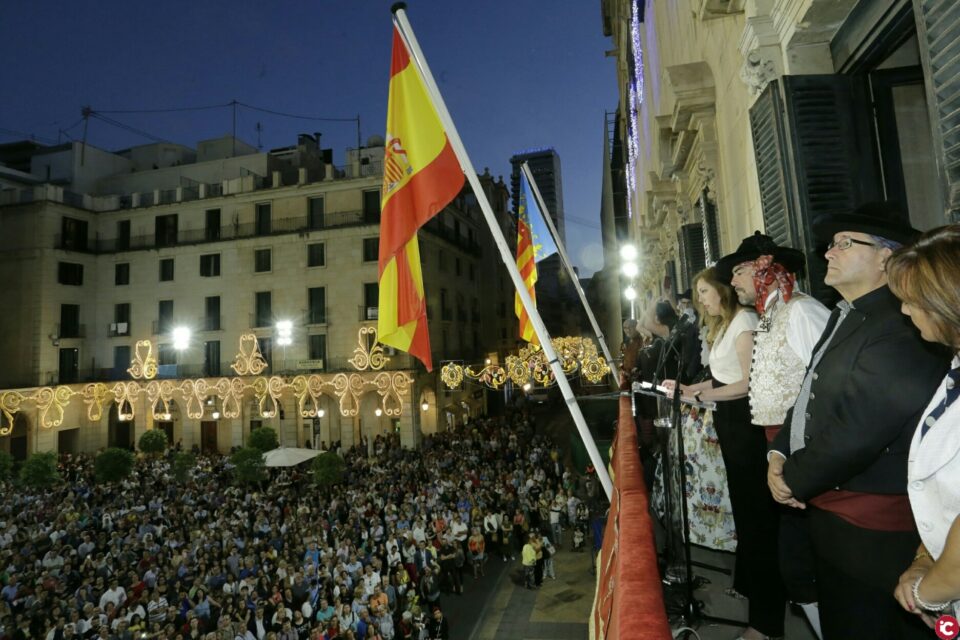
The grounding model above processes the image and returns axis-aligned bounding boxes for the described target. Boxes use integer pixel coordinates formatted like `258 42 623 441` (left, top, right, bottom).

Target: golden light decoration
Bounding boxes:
442 337 610 390
127 340 158 380
440 362 464 389
0 333 416 430
348 326 390 371
231 333 269 376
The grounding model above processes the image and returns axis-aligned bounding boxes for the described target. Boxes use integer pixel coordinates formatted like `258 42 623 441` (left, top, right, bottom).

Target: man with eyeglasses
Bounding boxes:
767 202 948 639
713 232 829 640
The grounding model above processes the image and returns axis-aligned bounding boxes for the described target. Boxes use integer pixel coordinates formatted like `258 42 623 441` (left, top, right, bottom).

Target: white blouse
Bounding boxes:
709 308 758 385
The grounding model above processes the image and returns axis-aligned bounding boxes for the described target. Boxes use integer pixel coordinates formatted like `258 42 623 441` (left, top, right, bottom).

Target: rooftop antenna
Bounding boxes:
255 122 263 150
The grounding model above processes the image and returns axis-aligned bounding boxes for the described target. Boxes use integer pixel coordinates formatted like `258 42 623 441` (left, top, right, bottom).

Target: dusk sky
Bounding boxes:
0 1 618 274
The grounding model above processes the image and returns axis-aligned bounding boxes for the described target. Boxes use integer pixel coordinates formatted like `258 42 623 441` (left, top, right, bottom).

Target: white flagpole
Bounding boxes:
391 3 613 501
521 162 616 374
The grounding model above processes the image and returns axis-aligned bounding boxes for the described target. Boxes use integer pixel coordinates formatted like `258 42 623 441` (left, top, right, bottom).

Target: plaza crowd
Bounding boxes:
0 411 593 640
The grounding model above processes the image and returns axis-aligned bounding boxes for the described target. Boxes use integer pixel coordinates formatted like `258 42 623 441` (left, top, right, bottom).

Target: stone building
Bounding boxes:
0 134 515 457
602 0 959 302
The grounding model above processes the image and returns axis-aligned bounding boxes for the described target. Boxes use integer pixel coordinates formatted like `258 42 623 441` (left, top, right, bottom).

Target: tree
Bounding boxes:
230 447 266 485
0 451 13 483
312 451 345 488
94 448 135 483
171 452 195 484
138 429 168 456
248 427 279 453
19 451 60 488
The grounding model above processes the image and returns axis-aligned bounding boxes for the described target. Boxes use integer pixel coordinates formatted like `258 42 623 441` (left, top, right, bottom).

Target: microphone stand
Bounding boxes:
663 330 744 632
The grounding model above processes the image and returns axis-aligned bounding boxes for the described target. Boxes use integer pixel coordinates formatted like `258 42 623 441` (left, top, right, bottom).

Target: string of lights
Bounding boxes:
625 0 645 221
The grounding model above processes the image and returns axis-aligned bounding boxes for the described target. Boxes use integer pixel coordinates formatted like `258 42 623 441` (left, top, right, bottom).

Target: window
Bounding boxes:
455 257 461 276
115 263 130 286
159 258 175 282
204 341 221 377
205 209 221 241
307 243 325 267
363 190 381 223
155 214 178 247
60 304 80 338
309 335 327 365
469 263 475 281
363 283 378 320
61 217 88 251
441 289 451 321
205 296 220 331
157 344 176 366
259 337 273 369
158 300 174 334
57 262 83 286
114 304 130 335
116 220 131 250
308 287 326 324
255 292 272 327
200 253 220 277
254 249 272 273
362 238 379 262
308 197 325 230
438 250 446 271
256 203 272 235
113 345 131 373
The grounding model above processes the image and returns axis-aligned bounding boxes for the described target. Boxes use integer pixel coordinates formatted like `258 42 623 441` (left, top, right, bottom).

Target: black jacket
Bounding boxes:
772 286 948 500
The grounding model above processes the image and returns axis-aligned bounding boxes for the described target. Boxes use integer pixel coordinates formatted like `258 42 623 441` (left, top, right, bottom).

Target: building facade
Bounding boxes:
0 134 515 458
510 148 566 247
602 0 960 305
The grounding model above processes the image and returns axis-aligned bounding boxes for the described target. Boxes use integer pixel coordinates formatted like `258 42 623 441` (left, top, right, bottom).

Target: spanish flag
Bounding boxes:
378 26 464 371
515 174 539 344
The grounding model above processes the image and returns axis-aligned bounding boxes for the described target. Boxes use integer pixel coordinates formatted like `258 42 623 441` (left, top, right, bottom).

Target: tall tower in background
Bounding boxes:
510 148 565 247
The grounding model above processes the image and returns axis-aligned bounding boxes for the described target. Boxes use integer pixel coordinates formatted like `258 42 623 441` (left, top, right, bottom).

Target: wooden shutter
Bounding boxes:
678 223 707 288
749 76 883 304
914 0 960 220
749 81 798 249
698 193 721 265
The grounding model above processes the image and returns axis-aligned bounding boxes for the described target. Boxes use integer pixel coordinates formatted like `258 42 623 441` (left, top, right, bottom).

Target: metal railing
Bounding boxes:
54 209 380 255
56 323 85 339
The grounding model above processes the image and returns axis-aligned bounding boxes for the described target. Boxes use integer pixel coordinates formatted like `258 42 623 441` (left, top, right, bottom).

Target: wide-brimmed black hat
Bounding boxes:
812 201 919 246
714 231 806 283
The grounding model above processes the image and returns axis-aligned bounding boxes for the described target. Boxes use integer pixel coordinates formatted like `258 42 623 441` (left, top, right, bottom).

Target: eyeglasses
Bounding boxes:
827 237 878 251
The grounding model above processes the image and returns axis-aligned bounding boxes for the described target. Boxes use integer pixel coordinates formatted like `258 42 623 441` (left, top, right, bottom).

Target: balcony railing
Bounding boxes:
359 306 379 321
53 209 378 255
56 323 85 339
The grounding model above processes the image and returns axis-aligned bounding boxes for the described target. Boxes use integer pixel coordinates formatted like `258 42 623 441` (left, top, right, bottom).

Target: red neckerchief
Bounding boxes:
753 255 795 315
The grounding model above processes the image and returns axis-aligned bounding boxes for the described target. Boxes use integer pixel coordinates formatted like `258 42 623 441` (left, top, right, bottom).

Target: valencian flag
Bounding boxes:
514 172 557 343
378 26 464 371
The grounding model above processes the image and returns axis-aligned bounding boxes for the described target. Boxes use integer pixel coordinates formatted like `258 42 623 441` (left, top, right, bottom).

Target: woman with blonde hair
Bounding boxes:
664 267 769 637
887 224 960 624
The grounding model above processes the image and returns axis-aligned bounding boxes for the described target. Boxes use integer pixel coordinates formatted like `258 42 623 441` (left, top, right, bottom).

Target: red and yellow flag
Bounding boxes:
378 26 464 371
515 176 539 344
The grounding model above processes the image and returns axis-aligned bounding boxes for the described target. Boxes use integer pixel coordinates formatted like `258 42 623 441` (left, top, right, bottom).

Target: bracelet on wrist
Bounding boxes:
912 576 950 612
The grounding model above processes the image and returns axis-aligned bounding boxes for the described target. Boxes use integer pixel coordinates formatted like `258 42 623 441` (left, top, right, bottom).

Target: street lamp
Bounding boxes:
276 320 293 372
621 261 639 278
619 244 638 261
421 400 429 412
172 327 191 351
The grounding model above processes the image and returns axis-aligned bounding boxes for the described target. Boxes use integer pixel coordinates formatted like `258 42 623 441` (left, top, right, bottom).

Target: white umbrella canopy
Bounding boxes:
262 447 323 467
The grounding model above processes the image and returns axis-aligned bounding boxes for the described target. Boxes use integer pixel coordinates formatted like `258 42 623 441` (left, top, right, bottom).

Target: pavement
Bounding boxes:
471 541 594 640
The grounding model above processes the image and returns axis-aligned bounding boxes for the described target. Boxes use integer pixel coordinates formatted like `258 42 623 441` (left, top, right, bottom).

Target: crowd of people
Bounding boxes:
624 206 960 640
0 411 594 640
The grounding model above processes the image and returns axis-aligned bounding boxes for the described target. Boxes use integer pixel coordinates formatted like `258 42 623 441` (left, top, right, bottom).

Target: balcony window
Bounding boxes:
205 208 221 241
308 197 325 230
255 291 272 328
308 287 326 324
256 203 272 235
154 214 178 247
307 243 325 267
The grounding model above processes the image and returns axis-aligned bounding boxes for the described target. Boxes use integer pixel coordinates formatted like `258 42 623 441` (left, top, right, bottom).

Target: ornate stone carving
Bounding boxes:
740 50 779 96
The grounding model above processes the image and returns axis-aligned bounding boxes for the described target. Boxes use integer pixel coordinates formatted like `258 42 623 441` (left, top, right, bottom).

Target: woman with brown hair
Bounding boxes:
665 267 780 640
887 224 960 624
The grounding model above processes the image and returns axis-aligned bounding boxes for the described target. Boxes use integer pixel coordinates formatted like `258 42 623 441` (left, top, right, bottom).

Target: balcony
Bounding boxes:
53 209 378 255
56 323 85 339
108 322 131 337
359 306 379 321
202 315 222 332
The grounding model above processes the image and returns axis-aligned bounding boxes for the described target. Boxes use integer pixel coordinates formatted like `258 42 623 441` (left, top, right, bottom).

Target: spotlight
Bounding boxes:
172 327 191 351
621 262 639 278
421 401 429 412
522 383 532 392
624 286 637 301
162 413 171 421
318 409 325 418
375 408 383 417
212 411 221 420
276 320 293 347
619 244 638 261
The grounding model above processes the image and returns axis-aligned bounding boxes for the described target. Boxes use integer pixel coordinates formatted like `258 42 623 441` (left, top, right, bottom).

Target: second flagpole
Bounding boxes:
391 3 613 501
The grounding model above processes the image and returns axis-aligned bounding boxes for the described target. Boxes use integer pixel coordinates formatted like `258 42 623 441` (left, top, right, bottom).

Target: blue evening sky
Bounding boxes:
0 1 617 275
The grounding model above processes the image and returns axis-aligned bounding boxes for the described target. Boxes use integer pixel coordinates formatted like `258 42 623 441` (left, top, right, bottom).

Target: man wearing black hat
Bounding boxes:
715 232 830 640
767 203 948 639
